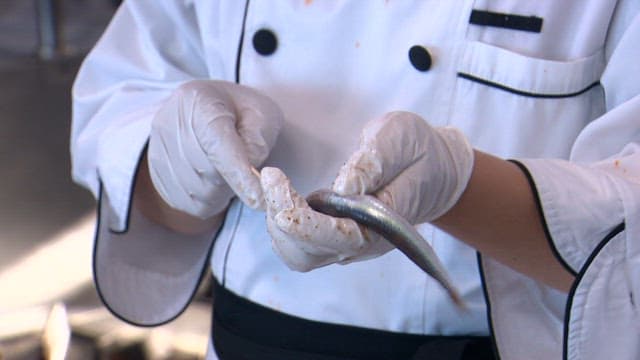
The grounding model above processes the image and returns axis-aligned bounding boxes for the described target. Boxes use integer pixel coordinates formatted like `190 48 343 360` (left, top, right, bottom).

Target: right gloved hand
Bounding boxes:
262 111 474 272
147 80 284 219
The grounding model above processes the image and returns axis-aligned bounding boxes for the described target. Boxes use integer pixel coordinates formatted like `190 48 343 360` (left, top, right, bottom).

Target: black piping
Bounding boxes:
221 203 242 287
562 222 625 359
106 141 148 234
509 160 578 277
477 253 502 360
221 0 251 287
458 73 600 99
235 0 250 84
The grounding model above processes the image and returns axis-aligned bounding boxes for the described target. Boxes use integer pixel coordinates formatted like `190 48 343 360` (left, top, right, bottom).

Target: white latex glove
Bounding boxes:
333 111 474 224
262 167 390 272
148 80 284 219
262 111 474 272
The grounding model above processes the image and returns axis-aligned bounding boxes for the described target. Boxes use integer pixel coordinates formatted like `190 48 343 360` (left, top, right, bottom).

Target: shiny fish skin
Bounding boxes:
306 189 465 308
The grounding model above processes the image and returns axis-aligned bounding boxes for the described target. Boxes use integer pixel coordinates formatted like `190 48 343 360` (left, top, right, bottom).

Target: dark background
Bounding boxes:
0 0 111 272
0 1 210 359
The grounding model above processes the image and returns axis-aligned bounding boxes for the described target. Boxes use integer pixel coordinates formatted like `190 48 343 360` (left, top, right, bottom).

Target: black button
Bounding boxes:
252 29 278 56
408 45 432 72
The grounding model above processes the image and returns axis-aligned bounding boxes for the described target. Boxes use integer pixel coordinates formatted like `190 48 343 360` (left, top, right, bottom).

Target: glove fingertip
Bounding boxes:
333 155 375 195
333 170 365 195
260 166 286 188
241 189 266 210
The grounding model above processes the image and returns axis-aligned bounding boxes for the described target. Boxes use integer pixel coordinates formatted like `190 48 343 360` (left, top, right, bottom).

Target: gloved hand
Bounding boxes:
262 111 474 272
147 80 284 219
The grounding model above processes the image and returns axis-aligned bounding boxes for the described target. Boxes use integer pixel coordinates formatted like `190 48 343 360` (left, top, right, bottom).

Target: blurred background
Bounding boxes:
0 1 210 359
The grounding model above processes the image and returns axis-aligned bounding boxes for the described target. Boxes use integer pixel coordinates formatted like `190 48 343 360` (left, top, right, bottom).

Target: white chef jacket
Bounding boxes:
71 1 640 359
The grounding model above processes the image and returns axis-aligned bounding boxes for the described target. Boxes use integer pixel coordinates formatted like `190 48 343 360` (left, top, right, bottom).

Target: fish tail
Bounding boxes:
449 289 467 311
436 275 466 310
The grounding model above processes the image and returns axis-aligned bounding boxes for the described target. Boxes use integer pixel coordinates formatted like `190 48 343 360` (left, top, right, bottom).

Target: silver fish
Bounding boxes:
306 189 464 308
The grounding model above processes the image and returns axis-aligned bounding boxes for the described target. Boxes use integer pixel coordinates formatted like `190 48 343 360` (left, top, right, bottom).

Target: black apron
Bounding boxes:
212 280 496 360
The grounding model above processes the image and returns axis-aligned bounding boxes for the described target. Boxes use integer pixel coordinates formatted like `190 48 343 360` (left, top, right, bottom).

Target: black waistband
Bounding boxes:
212 280 495 360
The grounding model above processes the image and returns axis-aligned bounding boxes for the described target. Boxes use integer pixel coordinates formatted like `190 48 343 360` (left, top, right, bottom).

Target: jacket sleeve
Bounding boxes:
519 3 640 279
485 5 640 359
71 0 210 230
70 0 238 326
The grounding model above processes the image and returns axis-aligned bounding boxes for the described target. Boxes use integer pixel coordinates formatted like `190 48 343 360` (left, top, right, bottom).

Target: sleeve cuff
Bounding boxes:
93 186 217 326
511 158 625 272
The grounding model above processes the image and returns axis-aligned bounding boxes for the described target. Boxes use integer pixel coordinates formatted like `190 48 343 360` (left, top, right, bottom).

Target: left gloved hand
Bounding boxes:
262 111 474 272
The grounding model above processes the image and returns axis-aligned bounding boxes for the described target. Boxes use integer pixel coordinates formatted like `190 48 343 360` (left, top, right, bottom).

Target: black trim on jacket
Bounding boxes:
458 73 600 99
222 0 251 287
234 0 250 84
562 222 625 360
477 253 502 360
508 160 578 277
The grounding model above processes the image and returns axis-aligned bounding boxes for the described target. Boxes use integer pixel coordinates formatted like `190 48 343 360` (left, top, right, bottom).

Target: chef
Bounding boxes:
71 1 640 359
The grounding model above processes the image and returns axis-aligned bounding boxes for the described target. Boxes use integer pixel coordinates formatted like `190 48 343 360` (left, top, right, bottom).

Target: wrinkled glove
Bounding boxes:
262 111 474 272
148 80 284 219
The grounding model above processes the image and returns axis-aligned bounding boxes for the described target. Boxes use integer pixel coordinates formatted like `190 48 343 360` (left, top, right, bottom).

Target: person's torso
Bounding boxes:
200 0 615 335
